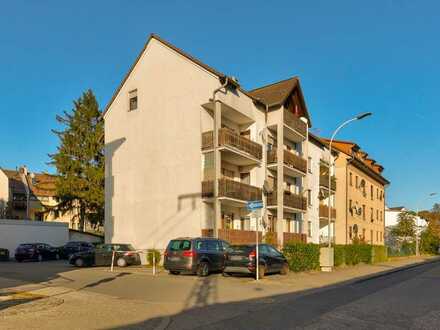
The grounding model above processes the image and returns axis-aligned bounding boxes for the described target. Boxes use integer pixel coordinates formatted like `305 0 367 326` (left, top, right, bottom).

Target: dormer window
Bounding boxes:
129 89 138 111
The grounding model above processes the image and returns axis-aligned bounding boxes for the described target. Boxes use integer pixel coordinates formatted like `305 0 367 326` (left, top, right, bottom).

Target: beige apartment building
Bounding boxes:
325 140 389 245
103 34 312 250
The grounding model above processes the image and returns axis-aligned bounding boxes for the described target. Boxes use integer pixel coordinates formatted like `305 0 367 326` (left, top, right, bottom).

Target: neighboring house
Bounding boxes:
103 34 312 250
307 134 338 244
385 205 427 231
322 140 390 245
0 166 89 231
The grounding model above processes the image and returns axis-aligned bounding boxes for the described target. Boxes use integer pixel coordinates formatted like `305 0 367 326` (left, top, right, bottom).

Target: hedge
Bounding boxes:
372 245 388 263
333 244 387 266
334 245 346 267
283 242 320 272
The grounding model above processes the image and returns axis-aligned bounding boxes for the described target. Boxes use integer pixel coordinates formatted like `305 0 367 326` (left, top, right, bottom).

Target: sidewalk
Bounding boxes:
0 255 438 330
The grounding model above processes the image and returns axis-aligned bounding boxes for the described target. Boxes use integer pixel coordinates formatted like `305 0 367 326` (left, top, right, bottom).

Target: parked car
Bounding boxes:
164 237 230 276
15 243 61 262
0 248 9 261
223 243 289 278
60 241 95 259
69 243 140 267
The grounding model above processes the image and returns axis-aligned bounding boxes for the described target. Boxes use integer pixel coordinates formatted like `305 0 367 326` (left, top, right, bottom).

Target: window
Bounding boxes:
376 231 379 242
349 200 353 214
371 185 374 200
308 221 312 237
308 157 312 173
380 210 383 222
307 189 312 206
370 230 373 243
377 188 379 199
362 228 366 240
128 89 138 111
362 205 366 220
349 172 353 186
376 209 379 221
349 226 353 239
221 168 234 179
370 207 374 222
356 176 359 188
380 191 383 201
240 172 250 185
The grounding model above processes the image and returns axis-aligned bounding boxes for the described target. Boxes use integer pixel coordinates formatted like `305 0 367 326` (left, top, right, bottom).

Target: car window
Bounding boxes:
194 240 205 250
19 244 34 249
267 245 282 257
207 240 220 252
259 245 269 255
169 240 191 251
221 241 230 251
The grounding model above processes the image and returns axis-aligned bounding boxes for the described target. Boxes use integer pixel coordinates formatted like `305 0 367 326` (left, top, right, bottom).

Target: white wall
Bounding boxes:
68 230 104 244
0 219 69 257
385 209 427 229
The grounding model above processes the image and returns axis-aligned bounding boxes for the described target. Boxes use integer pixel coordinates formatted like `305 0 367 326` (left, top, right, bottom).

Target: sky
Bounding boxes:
1 1 439 210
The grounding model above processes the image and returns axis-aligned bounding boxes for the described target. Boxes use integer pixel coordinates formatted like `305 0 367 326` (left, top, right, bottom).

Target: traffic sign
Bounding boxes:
247 200 263 211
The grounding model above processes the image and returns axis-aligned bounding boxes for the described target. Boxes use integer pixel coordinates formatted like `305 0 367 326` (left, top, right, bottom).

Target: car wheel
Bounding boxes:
280 263 289 275
37 254 43 262
117 258 127 267
197 261 209 277
75 258 84 267
169 271 180 275
256 265 266 279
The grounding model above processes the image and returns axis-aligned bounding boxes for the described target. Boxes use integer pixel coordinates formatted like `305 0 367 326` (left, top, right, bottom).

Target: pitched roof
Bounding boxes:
102 34 264 118
1 169 26 194
387 206 406 211
308 133 338 155
1 168 57 197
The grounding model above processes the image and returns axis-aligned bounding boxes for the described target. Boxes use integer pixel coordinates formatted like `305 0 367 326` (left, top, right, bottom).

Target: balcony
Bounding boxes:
319 204 337 219
284 109 307 138
283 232 307 244
218 229 262 245
12 201 27 210
201 129 263 162
319 175 336 191
202 178 262 202
267 149 307 175
267 191 307 211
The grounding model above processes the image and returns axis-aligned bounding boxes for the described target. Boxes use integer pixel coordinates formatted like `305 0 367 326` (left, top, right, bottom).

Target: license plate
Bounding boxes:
230 256 243 261
169 256 181 262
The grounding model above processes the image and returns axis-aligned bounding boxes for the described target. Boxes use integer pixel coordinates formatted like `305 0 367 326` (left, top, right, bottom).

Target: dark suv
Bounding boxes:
164 237 229 276
223 244 289 278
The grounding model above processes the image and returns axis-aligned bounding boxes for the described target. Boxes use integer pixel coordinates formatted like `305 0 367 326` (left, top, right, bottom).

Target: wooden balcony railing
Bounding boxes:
12 201 27 210
218 229 262 245
267 149 307 174
202 178 262 201
267 191 307 211
283 232 307 244
284 109 307 137
319 175 337 191
201 129 262 160
319 204 337 219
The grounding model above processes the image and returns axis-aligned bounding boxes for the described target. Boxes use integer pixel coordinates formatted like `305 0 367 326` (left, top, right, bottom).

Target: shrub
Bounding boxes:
283 242 320 272
333 245 346 267
147 249 161 265
420 228 440 255
372 245 388 263
344 244 372 265
263 232 278 247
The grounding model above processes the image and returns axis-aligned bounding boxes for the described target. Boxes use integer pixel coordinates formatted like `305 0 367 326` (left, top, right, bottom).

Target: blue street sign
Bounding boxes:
246 200 263 211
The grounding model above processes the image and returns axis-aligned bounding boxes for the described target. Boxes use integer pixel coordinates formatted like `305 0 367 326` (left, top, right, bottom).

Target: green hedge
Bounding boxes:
333 244 387 266
283 242 320 272
372 245 388 263
334 245 346 267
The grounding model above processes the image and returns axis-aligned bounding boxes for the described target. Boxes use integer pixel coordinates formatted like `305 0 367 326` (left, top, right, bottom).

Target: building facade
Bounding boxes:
307 134 337 244
327 140 389 245
103 34 312 250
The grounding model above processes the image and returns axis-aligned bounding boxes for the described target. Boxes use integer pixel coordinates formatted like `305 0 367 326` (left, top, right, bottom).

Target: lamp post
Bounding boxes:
415 192 437 256
327 112 372 248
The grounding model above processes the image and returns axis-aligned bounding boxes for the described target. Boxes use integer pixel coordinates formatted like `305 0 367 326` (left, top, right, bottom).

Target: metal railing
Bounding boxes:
319 204 337 219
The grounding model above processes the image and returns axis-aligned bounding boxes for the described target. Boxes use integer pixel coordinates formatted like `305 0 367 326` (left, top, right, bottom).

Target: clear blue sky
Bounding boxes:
1 1 439 210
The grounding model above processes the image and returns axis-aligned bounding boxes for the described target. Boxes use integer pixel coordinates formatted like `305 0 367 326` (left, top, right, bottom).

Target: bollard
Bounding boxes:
110 250 115 272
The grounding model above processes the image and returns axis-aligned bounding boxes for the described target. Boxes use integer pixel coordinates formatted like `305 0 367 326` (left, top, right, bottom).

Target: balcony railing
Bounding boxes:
12 201 27 210
283 232 307 244
267 149 307 174
319 204 336 219
201 129 262 160
202 178 262 201
284 109 307 137
267 191 307 211
319 175 337 191
218 229 262 245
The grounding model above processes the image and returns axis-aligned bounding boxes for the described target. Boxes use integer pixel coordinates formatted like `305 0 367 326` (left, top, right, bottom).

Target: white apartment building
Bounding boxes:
385 206 427 230
103 34 312 250
307 134 337 244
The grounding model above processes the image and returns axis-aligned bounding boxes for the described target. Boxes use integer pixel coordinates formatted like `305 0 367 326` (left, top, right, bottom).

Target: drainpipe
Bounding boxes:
211 77 229 238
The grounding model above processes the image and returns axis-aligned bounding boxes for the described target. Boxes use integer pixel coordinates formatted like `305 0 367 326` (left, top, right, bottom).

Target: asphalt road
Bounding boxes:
184 261 440 330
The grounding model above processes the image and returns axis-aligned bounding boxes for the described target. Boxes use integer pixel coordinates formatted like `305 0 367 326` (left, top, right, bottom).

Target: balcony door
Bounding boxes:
240 172 250 185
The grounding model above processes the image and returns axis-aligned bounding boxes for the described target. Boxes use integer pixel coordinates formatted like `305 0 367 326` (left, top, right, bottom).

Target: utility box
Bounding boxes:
320 247 334 272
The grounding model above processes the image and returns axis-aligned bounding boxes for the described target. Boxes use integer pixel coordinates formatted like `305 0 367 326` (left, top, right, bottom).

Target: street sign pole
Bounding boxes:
247 200 263 282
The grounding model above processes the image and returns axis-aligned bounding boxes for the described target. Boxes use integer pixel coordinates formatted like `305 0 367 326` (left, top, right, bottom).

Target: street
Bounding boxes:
0 258 439 329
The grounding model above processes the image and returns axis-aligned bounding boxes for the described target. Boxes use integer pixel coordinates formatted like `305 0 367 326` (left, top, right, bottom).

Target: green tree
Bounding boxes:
50 90 104 230
391 211 416 241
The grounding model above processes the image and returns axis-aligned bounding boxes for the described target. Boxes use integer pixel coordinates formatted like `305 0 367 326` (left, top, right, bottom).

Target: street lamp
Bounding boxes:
327 112 372 248
415 192 437 256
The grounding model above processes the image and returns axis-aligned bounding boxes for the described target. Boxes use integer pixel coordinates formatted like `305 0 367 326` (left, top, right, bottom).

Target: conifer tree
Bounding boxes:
50 90 104 230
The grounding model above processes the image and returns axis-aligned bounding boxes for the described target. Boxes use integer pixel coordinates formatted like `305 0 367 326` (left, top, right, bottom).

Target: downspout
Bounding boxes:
211 77 229 238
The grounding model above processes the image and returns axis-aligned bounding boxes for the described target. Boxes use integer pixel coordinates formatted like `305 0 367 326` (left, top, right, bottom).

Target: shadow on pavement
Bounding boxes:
81 272 130 289
114 261 440 330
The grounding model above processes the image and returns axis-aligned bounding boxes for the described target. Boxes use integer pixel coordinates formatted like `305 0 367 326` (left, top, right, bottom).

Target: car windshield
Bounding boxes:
18 244 35 249
168 240 191 251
